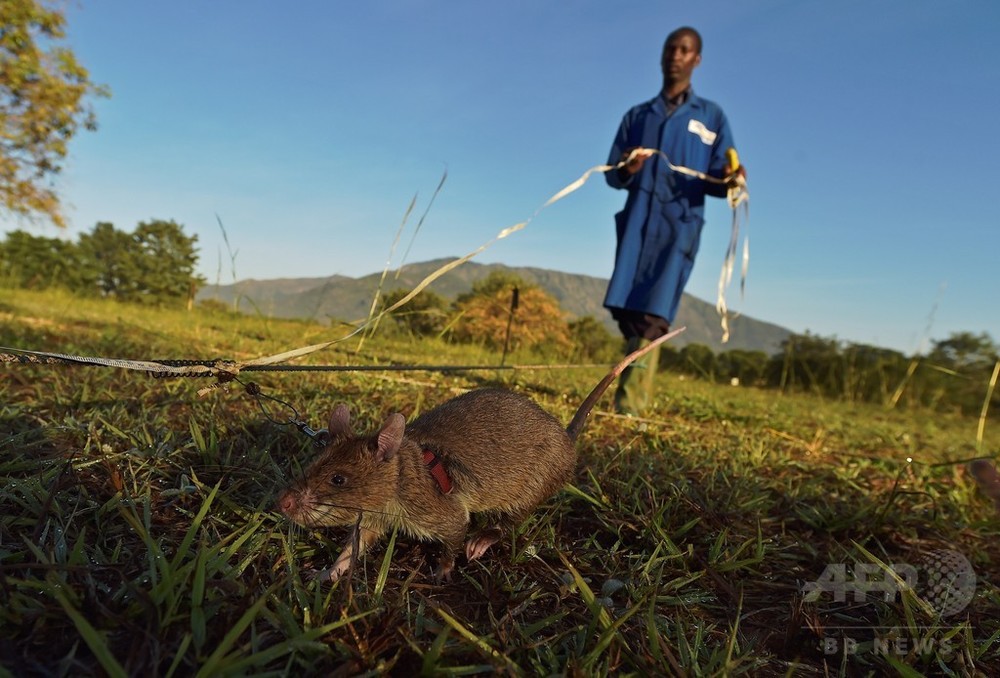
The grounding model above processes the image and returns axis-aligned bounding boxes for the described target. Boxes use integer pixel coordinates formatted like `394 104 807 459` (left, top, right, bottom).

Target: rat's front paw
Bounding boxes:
433 553 456 583
433 564 454 583
465 528 502 561
305 564 344 584
304 567 332 583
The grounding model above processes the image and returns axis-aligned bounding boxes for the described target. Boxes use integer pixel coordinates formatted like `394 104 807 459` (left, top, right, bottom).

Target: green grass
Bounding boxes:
2 286 999 676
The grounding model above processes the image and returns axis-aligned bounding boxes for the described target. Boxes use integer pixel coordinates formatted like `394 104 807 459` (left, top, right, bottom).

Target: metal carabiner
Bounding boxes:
295 421 330 449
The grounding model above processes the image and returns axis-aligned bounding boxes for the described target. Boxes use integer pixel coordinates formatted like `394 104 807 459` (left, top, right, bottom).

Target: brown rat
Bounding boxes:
276 327 682 582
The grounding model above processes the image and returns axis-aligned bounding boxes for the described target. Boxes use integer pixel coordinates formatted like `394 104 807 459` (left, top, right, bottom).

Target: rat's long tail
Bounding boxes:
565 326 686 442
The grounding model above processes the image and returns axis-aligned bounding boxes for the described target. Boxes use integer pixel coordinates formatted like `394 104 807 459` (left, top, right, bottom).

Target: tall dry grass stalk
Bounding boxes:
215 214 240 312
978 360 1000 451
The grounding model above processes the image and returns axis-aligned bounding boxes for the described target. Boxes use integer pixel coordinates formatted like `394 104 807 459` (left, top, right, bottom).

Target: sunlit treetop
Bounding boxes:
0 0 108 227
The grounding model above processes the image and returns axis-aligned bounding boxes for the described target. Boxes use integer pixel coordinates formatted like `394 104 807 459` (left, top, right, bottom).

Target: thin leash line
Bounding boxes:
234 375 337 452
1 150 747 379
211 155 646 373
0 348 610 376
240 362 610 372
0 348 225 375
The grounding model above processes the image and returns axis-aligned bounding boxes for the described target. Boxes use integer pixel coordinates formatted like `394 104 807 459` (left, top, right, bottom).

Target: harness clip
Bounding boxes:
295 421 330 449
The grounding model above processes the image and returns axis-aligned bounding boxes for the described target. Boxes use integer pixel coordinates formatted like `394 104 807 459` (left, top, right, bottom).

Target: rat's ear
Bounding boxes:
328 404 352 436
375 413 405 462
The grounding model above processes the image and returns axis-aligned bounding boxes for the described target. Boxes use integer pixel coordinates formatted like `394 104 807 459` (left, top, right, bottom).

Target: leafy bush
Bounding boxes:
450 271 573 356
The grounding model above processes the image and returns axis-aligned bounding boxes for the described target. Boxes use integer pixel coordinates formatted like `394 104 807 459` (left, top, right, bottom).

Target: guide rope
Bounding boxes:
1 150 748 382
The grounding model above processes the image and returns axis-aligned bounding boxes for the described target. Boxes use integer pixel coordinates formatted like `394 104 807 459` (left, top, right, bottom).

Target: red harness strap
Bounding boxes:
422 448 453 494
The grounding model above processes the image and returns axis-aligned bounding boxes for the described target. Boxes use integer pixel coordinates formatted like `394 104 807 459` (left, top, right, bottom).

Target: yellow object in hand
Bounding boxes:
725 147 740 173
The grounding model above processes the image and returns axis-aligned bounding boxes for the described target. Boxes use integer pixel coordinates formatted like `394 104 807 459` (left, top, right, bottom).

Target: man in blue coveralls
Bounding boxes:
604 26 744 415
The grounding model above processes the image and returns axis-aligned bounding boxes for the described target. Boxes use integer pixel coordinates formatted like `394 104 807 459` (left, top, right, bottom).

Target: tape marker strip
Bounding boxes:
4 149 748 383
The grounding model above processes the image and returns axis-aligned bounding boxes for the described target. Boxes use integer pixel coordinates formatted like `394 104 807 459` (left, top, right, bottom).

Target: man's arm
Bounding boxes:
705 112 738 198
606 114 638 190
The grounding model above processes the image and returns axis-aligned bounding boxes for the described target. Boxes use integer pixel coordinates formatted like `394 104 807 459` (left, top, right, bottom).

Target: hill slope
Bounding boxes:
197 258 791 354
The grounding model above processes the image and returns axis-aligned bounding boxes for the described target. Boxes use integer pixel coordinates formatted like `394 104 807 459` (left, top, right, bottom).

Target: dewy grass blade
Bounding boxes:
557 551 612 631
421 625 451 673
883 655 925 678
53 588 127 678
374 527 397 599
976 626 1000 660
518 610 569 638
191 535 209 651
212 613 375 675
165 633 193 678
723 592 743 670
645 594 665 666
853 541 933 629
221 519 268 573
561 482 608 509
195 584 279 678
170 480 221 572
435 606 522 676
189 417 207 454
116 497 167 590
581 601 642 671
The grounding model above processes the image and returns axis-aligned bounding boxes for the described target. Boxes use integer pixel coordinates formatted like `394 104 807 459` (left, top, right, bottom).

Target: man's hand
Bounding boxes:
621 147 655 175
726 164 747 189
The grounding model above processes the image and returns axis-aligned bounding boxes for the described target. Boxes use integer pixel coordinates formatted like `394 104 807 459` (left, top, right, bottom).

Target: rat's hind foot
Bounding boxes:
305 567 336 584
305 551 353 584
434 551 456 582
465 528 503 561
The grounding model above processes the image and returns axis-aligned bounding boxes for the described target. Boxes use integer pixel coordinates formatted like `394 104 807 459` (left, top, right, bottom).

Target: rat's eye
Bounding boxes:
331 474 347 486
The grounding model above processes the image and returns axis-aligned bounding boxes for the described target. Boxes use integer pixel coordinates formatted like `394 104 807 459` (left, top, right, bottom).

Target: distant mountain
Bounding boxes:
197 258 792 354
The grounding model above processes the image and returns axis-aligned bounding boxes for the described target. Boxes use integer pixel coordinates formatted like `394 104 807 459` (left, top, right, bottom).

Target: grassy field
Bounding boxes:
2 286 999 676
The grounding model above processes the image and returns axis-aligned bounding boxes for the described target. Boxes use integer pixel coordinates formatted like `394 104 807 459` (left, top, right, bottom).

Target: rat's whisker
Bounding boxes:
313 499 393 518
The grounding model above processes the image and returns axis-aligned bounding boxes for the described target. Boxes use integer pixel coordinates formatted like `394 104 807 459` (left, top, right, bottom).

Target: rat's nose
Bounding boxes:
276 490 298 515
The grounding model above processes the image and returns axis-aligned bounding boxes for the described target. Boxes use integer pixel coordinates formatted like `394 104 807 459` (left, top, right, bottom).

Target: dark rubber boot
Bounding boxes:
614 337 659 416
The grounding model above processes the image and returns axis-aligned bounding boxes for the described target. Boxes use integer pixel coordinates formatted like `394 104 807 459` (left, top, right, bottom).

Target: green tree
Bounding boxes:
567 315 620 363
0 220 203 303
767 332 843 395
841 342 907 404
379 287 450 337
455 271 526 303
76 221 137 297
718 349 769 386
925 332 999 415
129 219 205 304
0 228 82 289
0 0 108 226
929 332 998 371
679 343 718 381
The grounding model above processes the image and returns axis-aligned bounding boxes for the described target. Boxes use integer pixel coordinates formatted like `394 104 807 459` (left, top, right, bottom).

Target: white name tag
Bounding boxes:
687 119 717 145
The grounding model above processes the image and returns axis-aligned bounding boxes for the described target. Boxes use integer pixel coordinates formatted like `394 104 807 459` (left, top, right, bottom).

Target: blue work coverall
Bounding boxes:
603 90 736 324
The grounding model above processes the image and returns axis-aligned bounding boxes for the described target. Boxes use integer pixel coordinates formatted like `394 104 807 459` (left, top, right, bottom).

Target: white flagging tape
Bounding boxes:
717 173 750 343
2 149 748 390
223 156 634 392
621 148 750 343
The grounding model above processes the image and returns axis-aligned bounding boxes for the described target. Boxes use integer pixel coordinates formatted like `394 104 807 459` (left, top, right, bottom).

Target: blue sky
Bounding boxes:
17 1 1000 354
